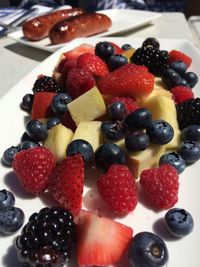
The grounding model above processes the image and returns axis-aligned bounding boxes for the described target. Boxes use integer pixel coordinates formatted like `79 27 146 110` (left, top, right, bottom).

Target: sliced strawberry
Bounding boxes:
31 92 56 120
168 50 192 68
63 44 95 60
98 63 154 98
49 154 84 215
111 42 124 55
77 210 133 267
77 53 109 77
61 110 77 132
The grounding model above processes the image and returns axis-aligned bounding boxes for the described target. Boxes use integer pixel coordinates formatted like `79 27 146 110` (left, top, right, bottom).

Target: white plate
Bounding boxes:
7 9 161 52
0 37 199 267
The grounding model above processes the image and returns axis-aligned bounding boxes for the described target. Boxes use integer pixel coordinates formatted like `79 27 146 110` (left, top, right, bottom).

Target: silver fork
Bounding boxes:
0 7 38 38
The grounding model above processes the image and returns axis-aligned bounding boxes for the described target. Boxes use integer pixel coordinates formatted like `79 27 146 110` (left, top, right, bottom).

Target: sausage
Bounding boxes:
49 13 112 45
22 8 84 41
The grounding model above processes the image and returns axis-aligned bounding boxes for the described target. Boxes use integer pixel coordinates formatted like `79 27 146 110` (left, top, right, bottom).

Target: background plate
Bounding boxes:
0 37 199 267
7 9 161 52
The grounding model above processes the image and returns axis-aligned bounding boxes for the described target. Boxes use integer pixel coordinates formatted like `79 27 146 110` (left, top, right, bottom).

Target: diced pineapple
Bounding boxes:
122 48 135 62
165 129 181 150
72 121 103 151
127 144 166 178
140 95 179 130
67 87 106 125
43 123 73 162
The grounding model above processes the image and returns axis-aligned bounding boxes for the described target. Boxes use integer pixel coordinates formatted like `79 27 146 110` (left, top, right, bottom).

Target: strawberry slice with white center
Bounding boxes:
76 209 133 267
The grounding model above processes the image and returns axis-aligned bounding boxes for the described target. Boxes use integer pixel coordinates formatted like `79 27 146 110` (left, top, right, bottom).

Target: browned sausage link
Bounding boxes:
22 8 84 41
49 13 112 45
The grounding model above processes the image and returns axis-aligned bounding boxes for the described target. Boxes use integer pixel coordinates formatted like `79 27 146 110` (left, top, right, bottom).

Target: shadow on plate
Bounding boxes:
153 217 179 241
5 42 51 61
2 245 21 267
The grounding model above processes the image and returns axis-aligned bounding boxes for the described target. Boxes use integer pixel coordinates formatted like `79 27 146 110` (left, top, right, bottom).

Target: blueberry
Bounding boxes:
95 41 114 60
2 146 19 166
101 121 127 141
21 93 34 112
122 44 132 51
20 132 34 143
128 231 169 267
26 120 48 142
159 152 186 174
177 78 190 87
46 117 61 129
162 68 181 89
20 140 40 150
177 140 200 164
0 207 25 235
0 189 15 209
170 61 187 75
181 125 200 142
107 101 125 121
95 143 126 170
164 208 194 237
183 72 198 88
125 131 150 152
66 139 94 163
51 93 72 114
146 120 174 145
107 55 128 71
124 108 152 131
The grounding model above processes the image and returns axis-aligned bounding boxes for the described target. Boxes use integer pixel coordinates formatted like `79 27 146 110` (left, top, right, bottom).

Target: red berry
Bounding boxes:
12 147 56 195
49 154 84 215
77 53 109 77
97 164 138 215
63 44 95 60
140 163 179 210
171 86 194 104
77 209 133 267
31 92 56 120
109 96 139 117
97 63 154 98
61 110 77 132
66 67 96 99
110 42 124 55
168 50 192 68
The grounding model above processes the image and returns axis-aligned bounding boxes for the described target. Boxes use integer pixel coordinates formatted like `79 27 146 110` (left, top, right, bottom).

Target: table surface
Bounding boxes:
0 12 197 100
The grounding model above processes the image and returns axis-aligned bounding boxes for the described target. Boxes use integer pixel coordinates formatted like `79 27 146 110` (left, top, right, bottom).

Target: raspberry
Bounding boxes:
49 154 84 215
66 67 96 99
12 147 56 195
109 96 139 117
15 207 76 267
171 86 194 104
32 75 62 94
140 164 179 210
97 164 138 215
76 53 109 77
168 50 192 68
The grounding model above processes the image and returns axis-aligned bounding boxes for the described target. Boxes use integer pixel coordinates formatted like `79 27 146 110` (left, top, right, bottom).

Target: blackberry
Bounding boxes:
32 75 62 94
130 46 169 75
15 207 76 267
176 98 200 130
142 37 160 50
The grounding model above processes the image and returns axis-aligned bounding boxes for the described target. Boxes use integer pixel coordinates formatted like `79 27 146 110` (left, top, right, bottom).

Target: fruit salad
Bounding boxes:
1 37 200 267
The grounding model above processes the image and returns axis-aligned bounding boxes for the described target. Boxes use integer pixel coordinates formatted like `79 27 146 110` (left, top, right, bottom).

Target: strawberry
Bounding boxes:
66 67 96 99
108 96 139 117
140 163 179 210
12 147 55 195
77 209 133 267
97 63 154 98
111 42 124 55
61 110 77 132
31 92 56 120
63 44 95 60
171 85 194 104
77 53 109 77
49 154 84 215
168 50 192 68
97 164 138 215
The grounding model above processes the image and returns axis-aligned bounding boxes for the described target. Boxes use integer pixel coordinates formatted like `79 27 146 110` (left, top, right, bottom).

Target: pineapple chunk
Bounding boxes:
127 144 166 178
67 87 106 125
140 95 179 130
72 121 103 151
122 48 135 62
43 123 73 162
165 129 181 150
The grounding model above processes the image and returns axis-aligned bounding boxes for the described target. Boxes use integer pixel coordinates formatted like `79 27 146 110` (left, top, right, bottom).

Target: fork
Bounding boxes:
0 7 38 38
